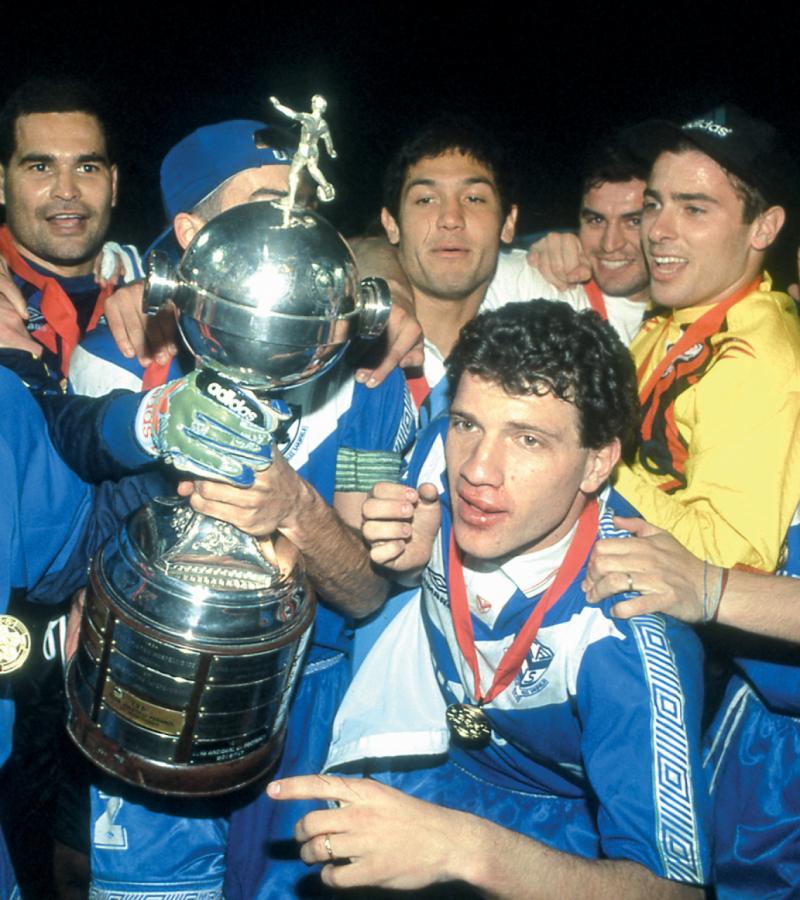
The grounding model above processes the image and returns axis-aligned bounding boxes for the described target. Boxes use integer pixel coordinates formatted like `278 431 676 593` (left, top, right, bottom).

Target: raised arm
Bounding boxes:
175 368 415 618
270 96 298 120
526 231 592 291
350 235 423 387
103 280 177 367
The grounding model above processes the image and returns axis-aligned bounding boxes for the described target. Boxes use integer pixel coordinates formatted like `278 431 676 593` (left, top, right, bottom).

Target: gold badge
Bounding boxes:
0 615 31 675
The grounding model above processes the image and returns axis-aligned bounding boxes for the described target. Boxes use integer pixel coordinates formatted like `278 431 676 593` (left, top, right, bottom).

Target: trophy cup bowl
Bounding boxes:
66 201 392 795
145 201 391 391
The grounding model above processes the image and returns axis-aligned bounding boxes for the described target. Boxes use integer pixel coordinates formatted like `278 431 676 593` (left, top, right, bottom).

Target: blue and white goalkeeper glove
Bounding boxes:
136 368 289 486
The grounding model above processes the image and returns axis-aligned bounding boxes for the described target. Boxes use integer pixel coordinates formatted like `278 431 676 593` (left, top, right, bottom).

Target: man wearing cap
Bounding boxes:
611 105 800 572
81 119 414 900
599 106 800 897
68 118 296 395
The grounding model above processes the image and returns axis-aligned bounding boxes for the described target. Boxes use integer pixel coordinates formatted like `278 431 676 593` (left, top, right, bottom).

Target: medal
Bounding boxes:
447 500 599 748
446 703 492 748
0 615 31 675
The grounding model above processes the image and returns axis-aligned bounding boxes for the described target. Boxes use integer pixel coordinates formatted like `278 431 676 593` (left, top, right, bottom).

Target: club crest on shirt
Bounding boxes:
661 341 703 378
474 594 492 613
273 404 306 460
512 639 553 701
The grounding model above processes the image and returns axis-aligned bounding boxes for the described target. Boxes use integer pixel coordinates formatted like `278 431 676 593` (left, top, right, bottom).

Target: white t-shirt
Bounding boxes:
484 248 646 346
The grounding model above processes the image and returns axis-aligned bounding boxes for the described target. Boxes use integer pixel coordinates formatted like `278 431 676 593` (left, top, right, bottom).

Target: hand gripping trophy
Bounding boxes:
66 99 391 796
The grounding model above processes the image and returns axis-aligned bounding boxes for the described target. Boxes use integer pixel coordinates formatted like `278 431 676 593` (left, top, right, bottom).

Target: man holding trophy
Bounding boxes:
66 99 414 899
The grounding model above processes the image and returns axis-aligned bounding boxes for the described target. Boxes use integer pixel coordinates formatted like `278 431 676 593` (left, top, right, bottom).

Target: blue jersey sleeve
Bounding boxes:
2 348 155 482
0 367 167 604
0 367 93 598
339 368 416 454
576 607 710 884
40 388 153 482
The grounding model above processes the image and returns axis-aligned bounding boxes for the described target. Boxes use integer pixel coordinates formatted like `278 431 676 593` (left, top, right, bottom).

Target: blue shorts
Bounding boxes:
705 675 800 898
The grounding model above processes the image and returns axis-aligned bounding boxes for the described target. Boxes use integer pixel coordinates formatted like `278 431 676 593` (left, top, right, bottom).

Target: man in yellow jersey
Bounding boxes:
606 106 800 899
612 105 800 572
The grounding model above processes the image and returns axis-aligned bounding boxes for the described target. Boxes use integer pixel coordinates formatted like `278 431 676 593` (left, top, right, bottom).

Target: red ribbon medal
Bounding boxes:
445 499 599 747
636 277 759 490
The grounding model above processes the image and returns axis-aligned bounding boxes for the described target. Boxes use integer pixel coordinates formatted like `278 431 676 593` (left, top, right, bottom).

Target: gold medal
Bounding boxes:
446 703 491 748
0 615 31 675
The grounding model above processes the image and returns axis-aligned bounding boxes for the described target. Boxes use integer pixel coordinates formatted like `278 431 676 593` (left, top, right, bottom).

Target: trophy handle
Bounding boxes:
143 251 180 316
357 276 392 339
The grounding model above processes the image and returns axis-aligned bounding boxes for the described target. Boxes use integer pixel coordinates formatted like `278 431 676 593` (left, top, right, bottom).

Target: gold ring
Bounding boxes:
626 572 634 593
323 834 334 860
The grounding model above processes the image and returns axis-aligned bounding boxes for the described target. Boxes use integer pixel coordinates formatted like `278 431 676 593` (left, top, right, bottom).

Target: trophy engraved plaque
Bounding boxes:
67 166 391 795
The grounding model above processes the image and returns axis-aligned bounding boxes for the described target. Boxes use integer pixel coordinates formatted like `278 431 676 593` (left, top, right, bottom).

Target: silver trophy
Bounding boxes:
67 196 391 796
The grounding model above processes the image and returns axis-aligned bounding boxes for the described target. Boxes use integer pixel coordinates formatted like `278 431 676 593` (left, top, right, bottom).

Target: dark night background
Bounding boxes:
2 2 800 281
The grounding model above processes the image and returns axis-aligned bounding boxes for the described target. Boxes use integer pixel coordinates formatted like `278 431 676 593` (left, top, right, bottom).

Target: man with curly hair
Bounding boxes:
260 301 710 899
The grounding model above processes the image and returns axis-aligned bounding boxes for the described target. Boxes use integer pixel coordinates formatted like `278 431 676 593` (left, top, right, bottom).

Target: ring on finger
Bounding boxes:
323 834 334 860
626 572 634 592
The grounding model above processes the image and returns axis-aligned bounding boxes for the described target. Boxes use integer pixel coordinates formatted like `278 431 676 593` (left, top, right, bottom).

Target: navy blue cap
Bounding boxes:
626 106 797 208
160 120 293 221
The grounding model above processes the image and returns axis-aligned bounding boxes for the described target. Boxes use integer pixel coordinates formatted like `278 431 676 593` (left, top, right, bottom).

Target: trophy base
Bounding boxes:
64 505 315 797
66 664 285 796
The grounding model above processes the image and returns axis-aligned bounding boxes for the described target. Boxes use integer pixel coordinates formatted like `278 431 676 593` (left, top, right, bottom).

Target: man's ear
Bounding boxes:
0 165 6 206
750 205 785 252
173 212 207 250
110 164 119 208
380 207 401 246
500 204 518 245
580 439 621 494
